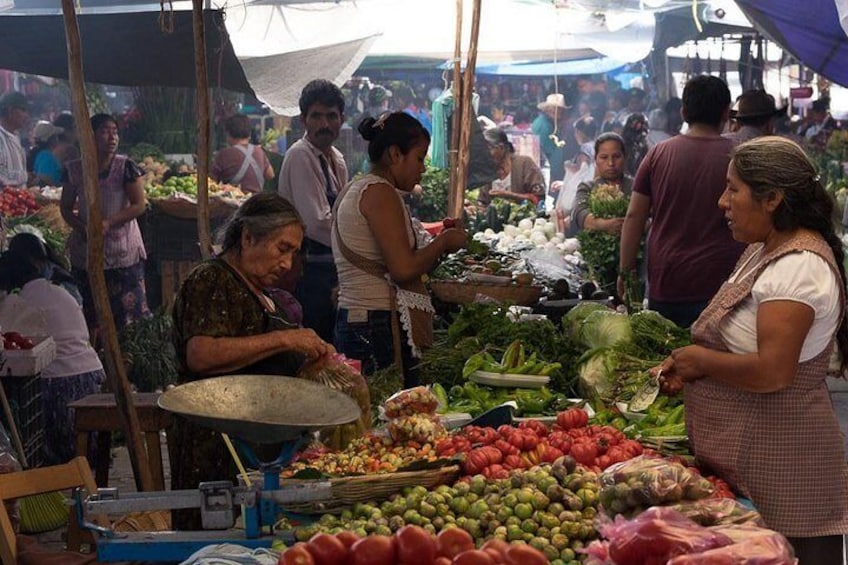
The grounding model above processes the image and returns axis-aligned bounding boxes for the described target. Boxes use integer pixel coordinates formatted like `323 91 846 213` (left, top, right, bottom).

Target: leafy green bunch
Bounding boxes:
577 183 630 294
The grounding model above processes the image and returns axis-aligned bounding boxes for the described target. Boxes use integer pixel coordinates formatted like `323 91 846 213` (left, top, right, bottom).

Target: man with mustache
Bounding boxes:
278 79 348 342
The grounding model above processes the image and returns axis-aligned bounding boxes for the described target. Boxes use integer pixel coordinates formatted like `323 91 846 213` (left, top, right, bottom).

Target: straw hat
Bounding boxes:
32 121 63 143
537 93 570 111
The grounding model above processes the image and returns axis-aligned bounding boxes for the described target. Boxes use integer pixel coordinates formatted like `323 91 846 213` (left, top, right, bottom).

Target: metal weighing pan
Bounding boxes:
158 374 361 443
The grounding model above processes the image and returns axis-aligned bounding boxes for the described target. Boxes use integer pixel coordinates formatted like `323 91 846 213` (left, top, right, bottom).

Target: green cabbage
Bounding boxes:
580 310 632 350
562 301 609 340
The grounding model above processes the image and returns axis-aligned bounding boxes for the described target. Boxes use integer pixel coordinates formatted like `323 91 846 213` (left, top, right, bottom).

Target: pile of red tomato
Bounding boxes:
439 409 644 479
0 188 39 217
2 331 35 350
279 525 551 565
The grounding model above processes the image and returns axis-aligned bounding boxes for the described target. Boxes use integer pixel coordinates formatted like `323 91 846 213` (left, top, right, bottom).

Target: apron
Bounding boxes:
685 234 848 537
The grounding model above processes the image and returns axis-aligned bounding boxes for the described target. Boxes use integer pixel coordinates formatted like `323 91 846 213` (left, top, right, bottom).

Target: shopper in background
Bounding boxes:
60 113 150 333
333 112 466 386
28 120 66 185
477 126 545 208
211 113 274 193
531 93 569 184
723 89 780 146
0 233 105 466
656 137 848 564
571 132 632 235
277 79 348 343
0 91 31 188
618 75 743 327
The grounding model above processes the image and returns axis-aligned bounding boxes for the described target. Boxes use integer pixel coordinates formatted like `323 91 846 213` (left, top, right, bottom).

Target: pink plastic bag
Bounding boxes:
599 506 734 565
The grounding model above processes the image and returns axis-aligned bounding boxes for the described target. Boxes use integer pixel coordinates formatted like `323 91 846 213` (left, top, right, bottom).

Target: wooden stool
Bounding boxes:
68 393 172 491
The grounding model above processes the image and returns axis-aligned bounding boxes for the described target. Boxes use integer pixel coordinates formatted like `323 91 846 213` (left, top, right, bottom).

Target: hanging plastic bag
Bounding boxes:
297 354 371 450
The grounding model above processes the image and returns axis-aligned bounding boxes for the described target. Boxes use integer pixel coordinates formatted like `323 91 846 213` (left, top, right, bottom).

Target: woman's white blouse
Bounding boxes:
719 250 841 361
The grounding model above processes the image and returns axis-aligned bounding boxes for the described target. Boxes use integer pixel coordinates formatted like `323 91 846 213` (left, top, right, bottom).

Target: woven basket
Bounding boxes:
271 465 461 514
430 280 543 306
151 196 237 220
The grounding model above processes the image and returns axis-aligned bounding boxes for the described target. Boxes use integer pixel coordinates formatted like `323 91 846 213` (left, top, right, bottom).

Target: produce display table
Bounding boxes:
68 392 172 490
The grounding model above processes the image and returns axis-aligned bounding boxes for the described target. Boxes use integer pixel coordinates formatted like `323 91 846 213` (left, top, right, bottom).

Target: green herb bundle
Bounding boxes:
577 183 630 294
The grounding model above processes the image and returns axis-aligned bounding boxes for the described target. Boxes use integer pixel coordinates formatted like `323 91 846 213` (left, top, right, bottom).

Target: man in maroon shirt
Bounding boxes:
618 75 744 327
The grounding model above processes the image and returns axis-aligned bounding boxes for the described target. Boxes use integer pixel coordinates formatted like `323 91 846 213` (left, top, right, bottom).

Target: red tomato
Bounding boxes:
443 218 457 228
453 549 495 565
434 558 452 565
396 525 436 565
436 528 475 559
349 535 396 565
483 548 505 564
279 543 316 565
335 531 361 550
306 533 348 565
504 544 548 565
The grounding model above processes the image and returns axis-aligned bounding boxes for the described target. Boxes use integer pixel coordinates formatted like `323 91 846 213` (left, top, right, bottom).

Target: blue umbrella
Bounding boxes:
736 0 848 87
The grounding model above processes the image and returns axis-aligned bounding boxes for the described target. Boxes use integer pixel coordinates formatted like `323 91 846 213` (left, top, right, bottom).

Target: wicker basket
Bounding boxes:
265 465 461 514
430 280 543 306
151 195 238 220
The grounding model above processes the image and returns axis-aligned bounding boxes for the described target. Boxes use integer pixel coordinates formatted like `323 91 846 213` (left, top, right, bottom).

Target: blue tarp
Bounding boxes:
438 57 627 77
736 0 848 88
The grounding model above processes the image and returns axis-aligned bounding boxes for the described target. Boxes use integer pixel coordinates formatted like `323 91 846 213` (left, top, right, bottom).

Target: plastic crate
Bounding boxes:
0 375 43 467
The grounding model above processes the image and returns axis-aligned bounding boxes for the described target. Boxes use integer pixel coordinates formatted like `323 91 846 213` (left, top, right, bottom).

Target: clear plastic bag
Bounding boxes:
599 455 715 516
667 528 796 565
598 506 734 565
0 422 22 532
387 413 446 444
382 386 439 419
297 354 371 450
668 499 765 527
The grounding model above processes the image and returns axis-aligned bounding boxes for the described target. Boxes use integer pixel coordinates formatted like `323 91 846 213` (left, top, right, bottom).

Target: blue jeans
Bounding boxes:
335 308 418 387
294 259 338 343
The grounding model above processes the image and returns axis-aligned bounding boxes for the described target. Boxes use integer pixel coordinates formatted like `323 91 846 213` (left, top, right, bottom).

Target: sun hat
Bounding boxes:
32 121 64 143
368 85 393 106
537 93 570 111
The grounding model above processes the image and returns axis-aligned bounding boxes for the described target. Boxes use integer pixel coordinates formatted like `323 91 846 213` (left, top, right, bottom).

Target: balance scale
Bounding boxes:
76 374 361 563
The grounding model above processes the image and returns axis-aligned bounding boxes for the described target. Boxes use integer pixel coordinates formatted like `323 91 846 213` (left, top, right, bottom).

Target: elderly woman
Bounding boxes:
656 137 848 564
477 127 546 208
571 132 632 235
334 112 466 387
60 113 150 333
170 192 333 529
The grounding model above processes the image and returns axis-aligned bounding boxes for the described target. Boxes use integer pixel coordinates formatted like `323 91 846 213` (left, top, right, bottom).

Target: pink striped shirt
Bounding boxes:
65 155 147 270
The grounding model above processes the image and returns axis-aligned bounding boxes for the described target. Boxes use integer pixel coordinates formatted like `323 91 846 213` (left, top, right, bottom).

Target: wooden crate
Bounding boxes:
159 259 199 311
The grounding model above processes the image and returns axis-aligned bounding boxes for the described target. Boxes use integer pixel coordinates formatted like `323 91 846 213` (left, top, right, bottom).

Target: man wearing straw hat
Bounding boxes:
723 89 782 146
532 93 569 185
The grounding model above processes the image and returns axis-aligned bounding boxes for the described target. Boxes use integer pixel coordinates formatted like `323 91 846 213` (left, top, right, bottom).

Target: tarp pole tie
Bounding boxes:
159 0 175 34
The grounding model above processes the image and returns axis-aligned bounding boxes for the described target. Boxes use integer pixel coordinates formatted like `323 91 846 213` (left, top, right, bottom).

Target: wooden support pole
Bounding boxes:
193 0 213 260
454 0 482 214
60 0 154 492
447 0 463 218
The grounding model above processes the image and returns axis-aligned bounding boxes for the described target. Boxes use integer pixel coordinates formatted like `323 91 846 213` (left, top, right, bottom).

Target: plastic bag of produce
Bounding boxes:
0 422 22 532
298 354 371 450
598 455 714 516
667 527 796 565
599 506 734 565
669 499 765 527
387 413 446 444
382 386 439 419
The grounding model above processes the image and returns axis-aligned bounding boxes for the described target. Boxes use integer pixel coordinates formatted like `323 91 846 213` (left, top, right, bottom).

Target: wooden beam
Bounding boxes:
61 0 154 492
193 0 213 260
447 0 463 218
455 0 482 212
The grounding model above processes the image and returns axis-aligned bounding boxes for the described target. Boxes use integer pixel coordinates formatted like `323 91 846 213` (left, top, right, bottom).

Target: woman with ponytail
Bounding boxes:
653 136 848 563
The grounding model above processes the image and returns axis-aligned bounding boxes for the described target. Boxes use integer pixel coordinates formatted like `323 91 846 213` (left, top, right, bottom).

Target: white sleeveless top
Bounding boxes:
333 174 415 310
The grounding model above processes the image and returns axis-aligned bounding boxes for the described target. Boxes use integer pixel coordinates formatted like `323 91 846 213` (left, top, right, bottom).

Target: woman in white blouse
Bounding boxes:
655 137 848 564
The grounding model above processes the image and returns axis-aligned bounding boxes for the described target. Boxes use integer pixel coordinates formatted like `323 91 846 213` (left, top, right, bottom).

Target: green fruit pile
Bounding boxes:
294 461 601 565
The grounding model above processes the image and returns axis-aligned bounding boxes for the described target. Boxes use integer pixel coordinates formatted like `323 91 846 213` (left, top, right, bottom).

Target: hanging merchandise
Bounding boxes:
719 38 728 83
692 41 703 75
706 39 713 75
